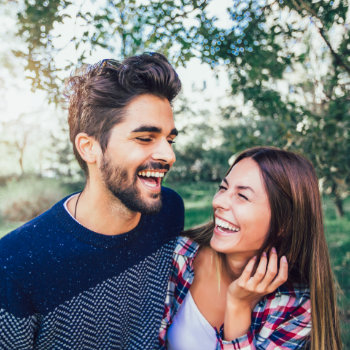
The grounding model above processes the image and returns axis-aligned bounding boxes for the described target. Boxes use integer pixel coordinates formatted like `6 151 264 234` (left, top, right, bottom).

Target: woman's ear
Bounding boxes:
75 133 101 164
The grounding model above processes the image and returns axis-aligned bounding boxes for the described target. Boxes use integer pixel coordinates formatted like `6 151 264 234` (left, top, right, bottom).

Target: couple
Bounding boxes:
0 53 340 349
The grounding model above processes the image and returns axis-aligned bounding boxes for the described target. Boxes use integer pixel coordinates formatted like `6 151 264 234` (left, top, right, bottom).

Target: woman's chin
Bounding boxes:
209 233 240 254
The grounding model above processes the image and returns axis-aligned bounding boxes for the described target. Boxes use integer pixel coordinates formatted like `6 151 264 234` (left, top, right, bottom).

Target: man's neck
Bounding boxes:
67 182 141 236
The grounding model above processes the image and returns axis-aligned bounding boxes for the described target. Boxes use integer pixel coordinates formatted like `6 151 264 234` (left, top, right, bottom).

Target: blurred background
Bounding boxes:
0 0 349 346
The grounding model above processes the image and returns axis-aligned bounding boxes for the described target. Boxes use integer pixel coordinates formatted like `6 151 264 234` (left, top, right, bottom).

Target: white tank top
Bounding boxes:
167 290 217 350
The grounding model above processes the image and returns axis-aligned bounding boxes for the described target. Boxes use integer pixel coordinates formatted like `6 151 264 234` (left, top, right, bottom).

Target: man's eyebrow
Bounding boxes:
131 125 178 136
222 178 229 186
131 126 161 133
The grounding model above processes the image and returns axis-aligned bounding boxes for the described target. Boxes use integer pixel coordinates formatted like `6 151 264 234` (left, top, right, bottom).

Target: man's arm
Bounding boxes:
0 268 37 349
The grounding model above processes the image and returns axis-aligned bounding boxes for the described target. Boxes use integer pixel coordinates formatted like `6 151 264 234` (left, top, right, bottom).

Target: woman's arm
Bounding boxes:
220 289 311 350
223 248 288 341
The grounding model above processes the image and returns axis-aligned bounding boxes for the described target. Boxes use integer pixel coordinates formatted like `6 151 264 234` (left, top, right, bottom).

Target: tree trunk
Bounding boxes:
334 194 344 218
331 181 345 218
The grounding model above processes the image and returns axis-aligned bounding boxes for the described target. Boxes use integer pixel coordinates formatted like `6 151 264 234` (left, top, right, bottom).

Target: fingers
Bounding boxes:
250 248 288 294
256 248 278 287
268 255 288 291
253 251 268 284
240 255 257 282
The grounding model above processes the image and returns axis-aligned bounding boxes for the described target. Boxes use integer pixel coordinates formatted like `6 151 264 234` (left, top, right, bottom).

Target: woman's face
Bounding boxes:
210 157 271 257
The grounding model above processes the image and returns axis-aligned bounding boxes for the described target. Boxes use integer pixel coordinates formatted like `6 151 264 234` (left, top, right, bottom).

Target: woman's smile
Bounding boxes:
210 157 271 257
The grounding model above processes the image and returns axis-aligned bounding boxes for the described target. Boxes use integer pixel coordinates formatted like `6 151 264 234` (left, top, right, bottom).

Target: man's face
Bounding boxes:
99 94 177 214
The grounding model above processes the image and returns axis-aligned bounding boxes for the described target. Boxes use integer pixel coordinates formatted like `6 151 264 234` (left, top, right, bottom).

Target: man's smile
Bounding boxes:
137 170 167 191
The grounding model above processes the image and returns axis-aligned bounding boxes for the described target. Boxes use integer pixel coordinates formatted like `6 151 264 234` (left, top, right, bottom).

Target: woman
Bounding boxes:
159 146 341 350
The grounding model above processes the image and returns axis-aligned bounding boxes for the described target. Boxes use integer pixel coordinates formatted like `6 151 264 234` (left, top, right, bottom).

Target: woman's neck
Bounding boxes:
222 251 258 281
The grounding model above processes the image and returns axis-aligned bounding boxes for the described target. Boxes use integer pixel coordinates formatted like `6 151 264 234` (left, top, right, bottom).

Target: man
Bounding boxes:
0 53 184 349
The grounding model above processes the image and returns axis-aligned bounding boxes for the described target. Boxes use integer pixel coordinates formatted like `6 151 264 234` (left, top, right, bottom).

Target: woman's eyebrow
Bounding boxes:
236 185 255 193
222 178 254 193
221 178 229 186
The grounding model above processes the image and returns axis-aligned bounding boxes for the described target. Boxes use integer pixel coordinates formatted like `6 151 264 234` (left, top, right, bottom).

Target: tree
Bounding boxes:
9 0 217 179
14 0 214 103
0 112 43 176
7 0 350 214
199 0 350 215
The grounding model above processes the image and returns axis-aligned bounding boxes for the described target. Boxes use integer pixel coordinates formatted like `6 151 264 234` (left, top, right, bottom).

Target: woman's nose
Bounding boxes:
212 191 230 211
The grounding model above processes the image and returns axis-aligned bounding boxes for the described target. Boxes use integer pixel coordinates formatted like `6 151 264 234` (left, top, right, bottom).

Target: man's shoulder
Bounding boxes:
160 186 184 215
160 186 184 228
161 186 183 203
0 196 68 259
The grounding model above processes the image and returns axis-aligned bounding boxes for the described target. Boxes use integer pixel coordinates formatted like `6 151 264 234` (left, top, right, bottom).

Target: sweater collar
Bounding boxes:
53 193 147 249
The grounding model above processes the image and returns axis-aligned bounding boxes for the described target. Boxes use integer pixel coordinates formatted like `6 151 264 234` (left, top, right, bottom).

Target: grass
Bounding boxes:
167 181 218 228
0 176 83 238
0 177 349 347
325 215 350 348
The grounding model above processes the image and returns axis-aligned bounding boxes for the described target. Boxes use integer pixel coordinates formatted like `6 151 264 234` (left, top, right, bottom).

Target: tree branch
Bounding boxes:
293 0 350 74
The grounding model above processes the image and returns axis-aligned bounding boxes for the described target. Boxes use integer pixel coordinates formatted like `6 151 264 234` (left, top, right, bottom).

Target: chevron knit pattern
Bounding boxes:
0 187 184 350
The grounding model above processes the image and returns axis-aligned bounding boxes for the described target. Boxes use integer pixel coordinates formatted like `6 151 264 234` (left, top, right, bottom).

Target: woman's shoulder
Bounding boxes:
173 235 200 258
277 282 310 299
263 282 310 313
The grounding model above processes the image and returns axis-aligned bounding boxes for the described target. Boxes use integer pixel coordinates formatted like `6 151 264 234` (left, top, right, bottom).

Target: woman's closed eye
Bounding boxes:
238 193 249 201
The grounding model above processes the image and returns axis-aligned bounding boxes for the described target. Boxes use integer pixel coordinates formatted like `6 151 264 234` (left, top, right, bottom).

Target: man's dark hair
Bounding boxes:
65 52 182 174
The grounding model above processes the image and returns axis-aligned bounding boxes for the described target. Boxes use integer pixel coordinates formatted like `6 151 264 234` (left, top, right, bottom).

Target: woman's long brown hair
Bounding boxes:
186 146 342 350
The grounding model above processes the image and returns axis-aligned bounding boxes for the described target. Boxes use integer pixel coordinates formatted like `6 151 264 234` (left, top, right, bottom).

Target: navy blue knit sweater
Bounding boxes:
0 187 184 349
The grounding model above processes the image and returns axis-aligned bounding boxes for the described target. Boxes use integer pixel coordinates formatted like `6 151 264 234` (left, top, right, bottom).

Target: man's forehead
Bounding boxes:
109 94 176 134
109 114 177 137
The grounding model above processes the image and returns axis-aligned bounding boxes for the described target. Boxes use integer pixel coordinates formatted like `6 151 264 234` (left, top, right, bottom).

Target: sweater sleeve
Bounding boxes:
0 269 38 349
218 289 311 350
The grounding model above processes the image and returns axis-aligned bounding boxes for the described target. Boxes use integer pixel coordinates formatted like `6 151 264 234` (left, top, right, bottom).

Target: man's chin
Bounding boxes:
138 196 162 214
120 191 163 214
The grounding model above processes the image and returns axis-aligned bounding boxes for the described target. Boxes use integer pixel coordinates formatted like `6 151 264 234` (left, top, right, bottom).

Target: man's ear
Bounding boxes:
75 133 101 164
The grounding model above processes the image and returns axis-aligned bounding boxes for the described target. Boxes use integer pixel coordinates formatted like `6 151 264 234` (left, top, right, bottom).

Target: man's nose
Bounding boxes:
152 139 176 166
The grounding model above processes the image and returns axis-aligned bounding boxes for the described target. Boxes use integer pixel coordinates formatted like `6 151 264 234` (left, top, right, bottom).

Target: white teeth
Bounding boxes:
138 171 165 178
215 217 239 232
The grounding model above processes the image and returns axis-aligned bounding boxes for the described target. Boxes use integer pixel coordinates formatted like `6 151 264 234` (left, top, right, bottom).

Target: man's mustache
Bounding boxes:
136 162 170 172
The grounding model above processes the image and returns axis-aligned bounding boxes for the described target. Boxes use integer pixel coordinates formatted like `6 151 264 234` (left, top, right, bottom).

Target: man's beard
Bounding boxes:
100 155 163 214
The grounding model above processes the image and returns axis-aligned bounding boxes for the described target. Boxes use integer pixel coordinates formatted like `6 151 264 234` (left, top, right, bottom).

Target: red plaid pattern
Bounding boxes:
159 236 311 349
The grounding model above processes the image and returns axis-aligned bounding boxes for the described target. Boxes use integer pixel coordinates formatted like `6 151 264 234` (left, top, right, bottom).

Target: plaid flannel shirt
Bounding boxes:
159 236 311 349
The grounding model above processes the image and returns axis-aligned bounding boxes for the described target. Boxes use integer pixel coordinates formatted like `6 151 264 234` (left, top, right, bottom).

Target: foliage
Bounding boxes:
45 115 84 180
169 124 230 182
14 0 213 103
199 0 350 215
167 180 218 227
0 175 72 223
7 0 350 215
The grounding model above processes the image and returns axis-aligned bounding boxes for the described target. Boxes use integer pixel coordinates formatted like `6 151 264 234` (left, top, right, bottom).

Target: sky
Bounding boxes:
0 0 233 175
